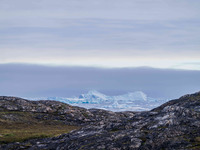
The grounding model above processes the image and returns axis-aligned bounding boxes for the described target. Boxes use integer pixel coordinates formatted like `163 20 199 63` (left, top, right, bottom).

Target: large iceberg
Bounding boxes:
27 90 168 111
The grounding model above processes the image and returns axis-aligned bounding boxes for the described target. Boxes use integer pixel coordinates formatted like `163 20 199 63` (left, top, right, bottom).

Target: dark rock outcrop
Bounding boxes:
0 92 200 150
0 96 129 126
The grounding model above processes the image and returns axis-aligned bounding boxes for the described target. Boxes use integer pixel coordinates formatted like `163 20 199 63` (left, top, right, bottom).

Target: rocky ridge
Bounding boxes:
0 96 130 126
0 92 200 150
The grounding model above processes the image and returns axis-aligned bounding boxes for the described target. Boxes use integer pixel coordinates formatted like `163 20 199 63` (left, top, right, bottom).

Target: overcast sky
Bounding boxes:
0 0 200 69
0 1 200 98
0 64 200 99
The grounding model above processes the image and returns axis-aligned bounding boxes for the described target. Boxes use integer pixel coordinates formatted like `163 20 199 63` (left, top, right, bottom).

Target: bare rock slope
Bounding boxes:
0 92 200 150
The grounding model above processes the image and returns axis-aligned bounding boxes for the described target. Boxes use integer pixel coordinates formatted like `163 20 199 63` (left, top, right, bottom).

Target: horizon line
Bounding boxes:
1 62 200 71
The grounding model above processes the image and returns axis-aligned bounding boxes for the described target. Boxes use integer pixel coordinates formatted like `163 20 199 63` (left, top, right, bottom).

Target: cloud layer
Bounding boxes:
0 0 200 69
0 64 200 99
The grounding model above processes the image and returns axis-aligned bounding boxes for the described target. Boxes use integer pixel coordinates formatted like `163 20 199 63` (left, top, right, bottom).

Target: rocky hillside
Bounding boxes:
0 96 131 126
0 92 200 150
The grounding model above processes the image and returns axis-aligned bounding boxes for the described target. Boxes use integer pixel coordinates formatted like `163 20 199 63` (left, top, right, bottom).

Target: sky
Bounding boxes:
0 0 200 69
0 0 200 98
0 64 200 99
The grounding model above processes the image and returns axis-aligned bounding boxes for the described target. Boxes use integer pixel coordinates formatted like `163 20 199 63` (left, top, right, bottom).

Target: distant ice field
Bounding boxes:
26 90 168 112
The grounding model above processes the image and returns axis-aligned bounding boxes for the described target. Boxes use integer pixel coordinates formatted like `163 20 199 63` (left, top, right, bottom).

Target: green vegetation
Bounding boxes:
186 137 200 149
110 128 119 132
195 137 200 142
0 111 80 144
78 143 94 150
0 123 79 144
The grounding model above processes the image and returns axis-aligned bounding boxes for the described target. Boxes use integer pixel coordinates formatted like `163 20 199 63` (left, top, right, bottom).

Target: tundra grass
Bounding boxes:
0 111 80 144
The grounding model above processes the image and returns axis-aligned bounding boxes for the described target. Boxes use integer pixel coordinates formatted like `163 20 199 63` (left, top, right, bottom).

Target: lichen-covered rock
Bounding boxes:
0 91 200 150
0 96 125 126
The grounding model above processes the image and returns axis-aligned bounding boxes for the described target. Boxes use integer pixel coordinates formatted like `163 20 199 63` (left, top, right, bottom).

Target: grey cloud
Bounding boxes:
0 0 200 69
0 19 199 52
0 64 200 99
0 0 199 21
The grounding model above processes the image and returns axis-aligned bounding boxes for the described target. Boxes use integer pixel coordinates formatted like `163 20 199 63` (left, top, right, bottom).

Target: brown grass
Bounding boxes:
0 111 80 144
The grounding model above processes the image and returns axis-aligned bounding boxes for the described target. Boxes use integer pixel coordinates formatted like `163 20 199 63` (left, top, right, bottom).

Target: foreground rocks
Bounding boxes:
0 92 200 150
0 96 130 126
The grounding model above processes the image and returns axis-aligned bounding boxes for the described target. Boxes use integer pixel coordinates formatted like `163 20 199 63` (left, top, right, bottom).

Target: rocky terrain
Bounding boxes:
0 92 200 150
